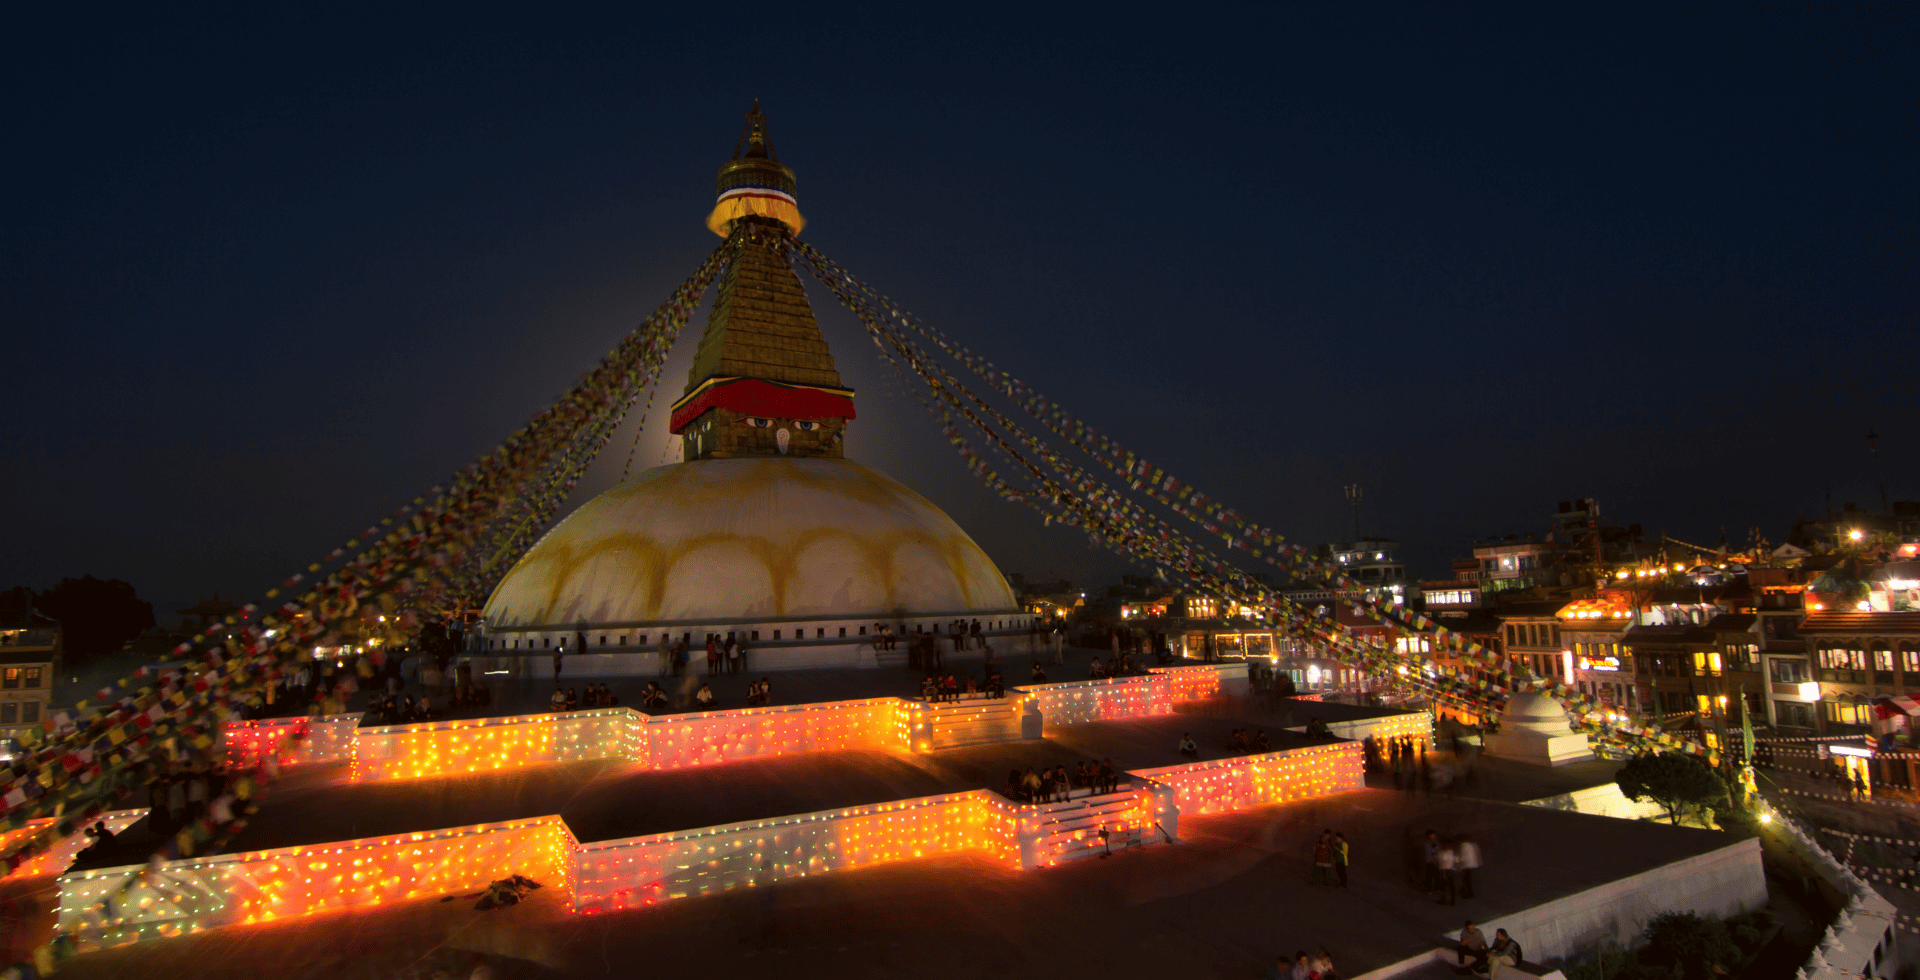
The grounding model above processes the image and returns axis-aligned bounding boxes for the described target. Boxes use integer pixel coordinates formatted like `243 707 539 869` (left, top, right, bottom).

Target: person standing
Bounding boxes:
706 637 720 676
1457 833 1481 899
1053 625 1065 665
971 618 982 650
1332 831 1350 888
1422 829 1441 898
1436 840 1459 905
727 637 741 676
1312 830 1336 885
552 641 564 682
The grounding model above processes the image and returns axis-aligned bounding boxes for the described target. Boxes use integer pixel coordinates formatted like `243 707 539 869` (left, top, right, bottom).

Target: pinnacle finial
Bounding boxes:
709 102 803 237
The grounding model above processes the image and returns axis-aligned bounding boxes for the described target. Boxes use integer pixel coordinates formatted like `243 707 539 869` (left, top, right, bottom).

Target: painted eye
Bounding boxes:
742 417 774 428
794 420 822 431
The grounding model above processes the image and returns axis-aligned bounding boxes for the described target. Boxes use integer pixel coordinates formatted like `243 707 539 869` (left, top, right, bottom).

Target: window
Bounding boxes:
1506 625 1518 646
1696 694 1712 714
599 635 607 646
773 630 781 640
859 626 867 635
21 668 39 688
817 628 825 638
1551 626 1561 647
1904 643 1920 674
1770 659 1809 684
839 627 846 637
1873 643 1894 672
1775 700 1815 728
1 670 15 690
750 631 758 641
543 638 550 648
1825 701 1870 727
0 703 14 723
20 702 37 723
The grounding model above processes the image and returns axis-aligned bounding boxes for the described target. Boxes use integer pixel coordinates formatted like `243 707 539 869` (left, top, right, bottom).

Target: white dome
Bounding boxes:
1500 692 1575 737
483 457 1017 629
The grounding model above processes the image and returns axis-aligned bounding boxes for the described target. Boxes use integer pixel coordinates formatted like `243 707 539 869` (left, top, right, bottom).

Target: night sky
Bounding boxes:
5 7 1916 622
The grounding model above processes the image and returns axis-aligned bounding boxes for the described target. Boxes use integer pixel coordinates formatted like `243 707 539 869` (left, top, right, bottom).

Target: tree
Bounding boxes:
1641 911 1739 980
29 576 154 667
1617 752 1726 825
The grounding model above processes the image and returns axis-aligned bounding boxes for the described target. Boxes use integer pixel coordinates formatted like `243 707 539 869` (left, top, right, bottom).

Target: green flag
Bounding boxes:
1741 698 1754 765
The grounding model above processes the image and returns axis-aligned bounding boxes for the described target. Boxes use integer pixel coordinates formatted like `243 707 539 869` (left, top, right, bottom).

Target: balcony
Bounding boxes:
0 630 55 649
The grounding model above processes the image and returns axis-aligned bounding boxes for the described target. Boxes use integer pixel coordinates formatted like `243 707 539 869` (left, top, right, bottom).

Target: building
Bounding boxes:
1498 599 1569 683
0 605 60 748
1558 595 1635 712
1475 537 1559 593
480 108 1026 671
1797 611 1920 736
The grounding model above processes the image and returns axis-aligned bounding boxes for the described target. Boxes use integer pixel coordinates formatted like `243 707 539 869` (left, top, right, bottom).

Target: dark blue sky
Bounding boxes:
4 6 1916 621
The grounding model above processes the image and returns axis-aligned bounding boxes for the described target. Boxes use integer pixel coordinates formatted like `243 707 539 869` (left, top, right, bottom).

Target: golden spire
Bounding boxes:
707 101 806 237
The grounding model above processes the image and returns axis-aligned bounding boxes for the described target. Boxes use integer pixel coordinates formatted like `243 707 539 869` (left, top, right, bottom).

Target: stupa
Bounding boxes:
481 105 1026 671
1482 691 1594 767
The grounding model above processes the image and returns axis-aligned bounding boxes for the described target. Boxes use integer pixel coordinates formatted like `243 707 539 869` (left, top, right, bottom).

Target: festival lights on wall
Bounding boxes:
350 709 642 781
60 741 1356 939
645 698 913 771
222 715 360 769
58 816 576 950
1133 743 1363 817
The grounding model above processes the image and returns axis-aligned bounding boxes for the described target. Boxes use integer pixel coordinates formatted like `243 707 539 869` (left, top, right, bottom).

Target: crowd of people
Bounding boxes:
367 693 441 725
1001 758 1124 803
918 669 1005 701
545 683 620 712
1086 653 1149 679
1420 829 1484 905
1268 947 1339 980
1226 728 1273 754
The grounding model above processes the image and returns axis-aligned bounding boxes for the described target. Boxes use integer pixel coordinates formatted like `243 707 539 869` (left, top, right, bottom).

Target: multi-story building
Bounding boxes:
1476 538 1559 594
0 607 60 748
1558 596 1635 712
1499 600 1569 683
1798 611 1920 735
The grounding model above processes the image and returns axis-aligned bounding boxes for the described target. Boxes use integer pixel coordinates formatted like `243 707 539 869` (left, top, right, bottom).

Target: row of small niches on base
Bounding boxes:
484 617 1043 651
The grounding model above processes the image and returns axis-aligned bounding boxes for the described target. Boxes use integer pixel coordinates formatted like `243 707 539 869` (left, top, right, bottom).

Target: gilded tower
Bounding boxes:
669 103 856 462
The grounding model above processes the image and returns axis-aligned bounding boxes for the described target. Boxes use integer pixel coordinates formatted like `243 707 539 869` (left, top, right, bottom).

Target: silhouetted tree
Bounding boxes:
29 576 154 667
1618 752 1726 825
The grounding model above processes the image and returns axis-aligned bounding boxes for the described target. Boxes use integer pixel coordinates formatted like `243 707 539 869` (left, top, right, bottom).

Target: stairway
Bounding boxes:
924 698 1026 749
1021 787 1157 866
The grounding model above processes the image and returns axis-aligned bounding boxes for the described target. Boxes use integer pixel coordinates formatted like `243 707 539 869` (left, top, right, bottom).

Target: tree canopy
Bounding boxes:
25 576 154 667
1617 752 1726 825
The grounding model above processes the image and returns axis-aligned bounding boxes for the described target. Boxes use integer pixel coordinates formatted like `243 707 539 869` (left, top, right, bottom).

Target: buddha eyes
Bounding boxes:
741 417 824 431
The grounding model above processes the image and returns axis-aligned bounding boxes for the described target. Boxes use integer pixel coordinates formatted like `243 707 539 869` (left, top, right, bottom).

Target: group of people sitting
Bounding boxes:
547 684 619 712
448 683 492 711
1086 654 1147 679
1455 922 1522 977
1270 948 1339 980
368 693 440 725
918 671 1004 701
1002 758 1123 803
686 678 775 712
1227 728 1273 754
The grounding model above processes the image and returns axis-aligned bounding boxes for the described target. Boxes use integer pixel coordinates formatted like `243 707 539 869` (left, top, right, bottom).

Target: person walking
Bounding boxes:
1457 834 1481 899
1332 831 1350 888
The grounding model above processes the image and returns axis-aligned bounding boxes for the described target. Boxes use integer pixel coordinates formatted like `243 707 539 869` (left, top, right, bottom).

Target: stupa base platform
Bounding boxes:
1483 731 1594 767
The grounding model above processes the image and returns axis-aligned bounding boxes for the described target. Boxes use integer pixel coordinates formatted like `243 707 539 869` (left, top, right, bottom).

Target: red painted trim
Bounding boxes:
669 377 856 433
